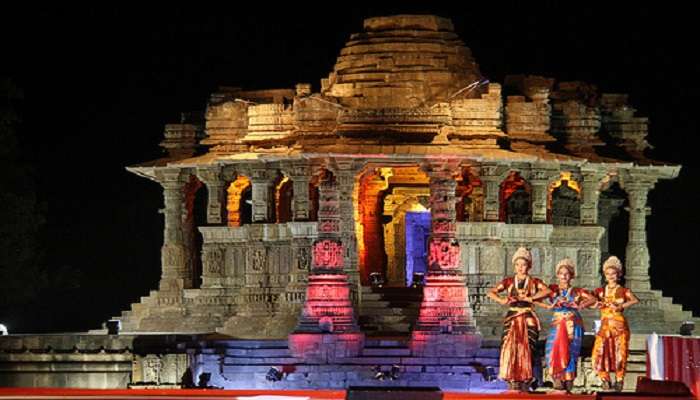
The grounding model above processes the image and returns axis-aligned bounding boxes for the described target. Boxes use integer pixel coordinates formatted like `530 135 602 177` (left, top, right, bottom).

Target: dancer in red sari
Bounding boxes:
591 256 639 392
488 247 551 392
539 258 595 393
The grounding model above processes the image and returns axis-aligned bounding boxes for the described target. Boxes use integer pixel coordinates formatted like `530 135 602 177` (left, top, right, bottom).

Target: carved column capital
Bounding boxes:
579 169 607 225
282 161 313 222
196 166 226 224
419 158 461 180
155 168 187 189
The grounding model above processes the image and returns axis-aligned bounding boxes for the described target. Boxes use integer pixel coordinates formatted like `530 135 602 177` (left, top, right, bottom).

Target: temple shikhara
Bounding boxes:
0 14 694 393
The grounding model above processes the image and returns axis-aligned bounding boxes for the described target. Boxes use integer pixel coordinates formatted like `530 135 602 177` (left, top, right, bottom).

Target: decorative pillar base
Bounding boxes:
410 274 482 356
288 272 364 362
288 332 364 363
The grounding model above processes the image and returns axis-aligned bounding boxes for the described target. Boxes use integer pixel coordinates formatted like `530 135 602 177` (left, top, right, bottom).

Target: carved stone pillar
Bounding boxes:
411 159 481 357
580 169 605 225
524 167 557 223
156 168 188 290
288 174 363 363
196 167 225 225
479 164 509 222
288 162 312 221
335 160 362 283
529 169 558 223
623 176 656 291
250 167 273 223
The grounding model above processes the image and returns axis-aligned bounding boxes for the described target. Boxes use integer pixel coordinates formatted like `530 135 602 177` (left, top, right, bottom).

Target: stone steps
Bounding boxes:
359 286 423 335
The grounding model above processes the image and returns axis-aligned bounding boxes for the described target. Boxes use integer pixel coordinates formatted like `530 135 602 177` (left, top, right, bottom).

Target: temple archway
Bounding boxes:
226 175 252 227
273 172 293 223
599 181 628 283
549 172 581 225
500 171 531 223
357 165 430 285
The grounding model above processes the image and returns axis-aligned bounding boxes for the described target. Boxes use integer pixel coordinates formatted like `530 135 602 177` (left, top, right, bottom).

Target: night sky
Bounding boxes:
2 4 699 333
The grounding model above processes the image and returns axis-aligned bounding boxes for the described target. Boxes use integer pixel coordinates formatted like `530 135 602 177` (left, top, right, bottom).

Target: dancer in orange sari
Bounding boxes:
488 247 551 392
591 256 639 392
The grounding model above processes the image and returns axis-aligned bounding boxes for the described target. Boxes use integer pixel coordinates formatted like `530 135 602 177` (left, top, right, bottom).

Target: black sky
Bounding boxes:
2 4 699 332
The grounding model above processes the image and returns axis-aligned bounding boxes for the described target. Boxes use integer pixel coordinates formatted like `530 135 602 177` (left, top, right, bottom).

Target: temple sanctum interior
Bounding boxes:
0 14 695 394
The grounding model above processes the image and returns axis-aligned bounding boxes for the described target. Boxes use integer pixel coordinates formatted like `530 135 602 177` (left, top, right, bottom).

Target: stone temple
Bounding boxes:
0 14 694 392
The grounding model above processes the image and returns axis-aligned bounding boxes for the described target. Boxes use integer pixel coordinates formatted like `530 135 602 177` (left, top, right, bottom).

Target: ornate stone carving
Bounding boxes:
312 239 344 269
247 247 267 272
295 247 311 271
202 246 225 275
428 238 461 270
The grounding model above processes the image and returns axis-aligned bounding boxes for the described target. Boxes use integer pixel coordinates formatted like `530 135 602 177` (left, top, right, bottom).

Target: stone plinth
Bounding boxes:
410 252 483 351
287 332 364 363
411 331 482 357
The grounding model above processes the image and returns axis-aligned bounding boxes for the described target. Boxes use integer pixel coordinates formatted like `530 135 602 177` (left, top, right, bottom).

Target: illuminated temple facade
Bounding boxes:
121 15 689 344
3 13 697 392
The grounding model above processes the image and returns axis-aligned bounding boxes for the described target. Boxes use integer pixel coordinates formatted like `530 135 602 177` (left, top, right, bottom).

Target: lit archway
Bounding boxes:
227 176 251 227
548 172 581 225
273 173 293 223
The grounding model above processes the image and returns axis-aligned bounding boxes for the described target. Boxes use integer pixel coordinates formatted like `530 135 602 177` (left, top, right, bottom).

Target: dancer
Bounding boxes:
591 256 639 392
539 258 594 393
488 247 551 392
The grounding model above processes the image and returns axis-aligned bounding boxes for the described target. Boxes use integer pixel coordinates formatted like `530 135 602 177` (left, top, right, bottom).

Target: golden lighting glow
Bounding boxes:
378 167 394 184
407 201 428 212
227 176 251 227
274 176 291 223
550 171 581 193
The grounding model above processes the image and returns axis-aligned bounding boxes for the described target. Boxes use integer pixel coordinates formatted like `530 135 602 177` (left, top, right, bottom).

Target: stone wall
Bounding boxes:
0 335 134 388
116 223 318 339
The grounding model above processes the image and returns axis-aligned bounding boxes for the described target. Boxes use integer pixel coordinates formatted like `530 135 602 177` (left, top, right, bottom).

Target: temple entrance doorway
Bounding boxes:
357 165 430 286
405 211 430 287
382 188 430 287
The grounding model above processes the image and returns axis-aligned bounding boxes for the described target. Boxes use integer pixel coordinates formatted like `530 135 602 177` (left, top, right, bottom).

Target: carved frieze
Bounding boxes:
247 247 267 272
312 239 344 269
202 246 225 275
428 238 461 270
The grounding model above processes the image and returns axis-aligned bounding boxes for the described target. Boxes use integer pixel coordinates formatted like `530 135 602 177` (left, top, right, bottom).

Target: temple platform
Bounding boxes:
1 387 696 399
0 333 652 393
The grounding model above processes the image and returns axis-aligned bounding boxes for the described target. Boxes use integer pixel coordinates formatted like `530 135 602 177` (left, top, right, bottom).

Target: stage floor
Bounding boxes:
0 388 598 400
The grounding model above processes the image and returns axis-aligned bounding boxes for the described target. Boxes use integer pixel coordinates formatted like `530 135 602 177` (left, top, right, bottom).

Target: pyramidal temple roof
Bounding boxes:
140 14 675 170
324 14 483 109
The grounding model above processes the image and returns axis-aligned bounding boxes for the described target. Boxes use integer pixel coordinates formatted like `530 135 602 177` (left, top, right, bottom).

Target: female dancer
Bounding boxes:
488 247 551 391
591 256 639 392
539 258 594 392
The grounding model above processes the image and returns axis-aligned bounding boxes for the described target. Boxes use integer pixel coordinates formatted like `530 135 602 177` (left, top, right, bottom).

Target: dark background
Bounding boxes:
1 4 698 333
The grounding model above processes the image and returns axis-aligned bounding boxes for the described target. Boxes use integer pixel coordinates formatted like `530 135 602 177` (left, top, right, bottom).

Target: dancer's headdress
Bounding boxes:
556 258 576 278
602 256 623 275
512 247 532 266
